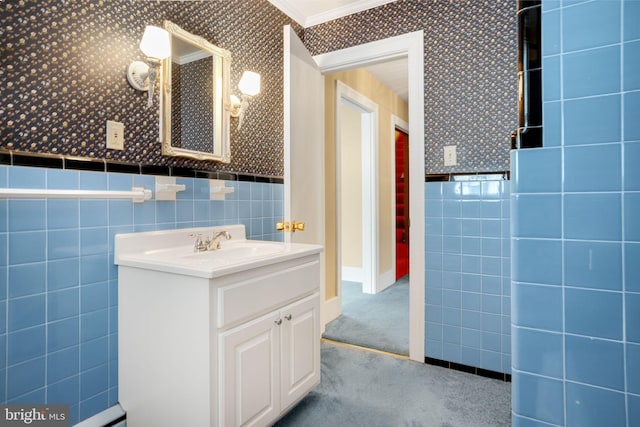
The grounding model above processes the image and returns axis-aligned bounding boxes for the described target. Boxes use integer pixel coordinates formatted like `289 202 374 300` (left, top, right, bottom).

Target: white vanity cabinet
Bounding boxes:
115 226 322 427
220 293 319 427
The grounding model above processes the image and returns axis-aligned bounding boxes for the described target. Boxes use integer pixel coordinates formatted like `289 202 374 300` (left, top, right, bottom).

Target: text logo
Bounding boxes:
0 405 69 427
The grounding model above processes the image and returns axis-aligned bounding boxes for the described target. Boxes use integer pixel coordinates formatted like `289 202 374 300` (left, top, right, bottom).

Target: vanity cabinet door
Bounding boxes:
280 293 320 410
219 292 320 427
220 312 281 427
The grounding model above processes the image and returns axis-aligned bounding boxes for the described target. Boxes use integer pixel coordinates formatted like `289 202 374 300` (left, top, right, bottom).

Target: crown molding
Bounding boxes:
269 0 397 28
306 0 396 27
268 0 307 26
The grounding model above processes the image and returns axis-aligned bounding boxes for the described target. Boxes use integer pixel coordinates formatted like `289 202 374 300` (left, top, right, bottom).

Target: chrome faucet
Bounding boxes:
209 230 232 250
189 230 232 252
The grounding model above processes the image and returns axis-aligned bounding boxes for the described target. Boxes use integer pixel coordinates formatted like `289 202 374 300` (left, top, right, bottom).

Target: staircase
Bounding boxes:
395 130 409 280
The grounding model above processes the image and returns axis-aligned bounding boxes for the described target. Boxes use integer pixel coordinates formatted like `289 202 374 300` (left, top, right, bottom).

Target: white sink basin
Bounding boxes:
114 225 322 279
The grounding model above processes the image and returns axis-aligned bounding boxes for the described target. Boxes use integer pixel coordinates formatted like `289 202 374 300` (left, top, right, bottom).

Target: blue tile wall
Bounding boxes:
425 180 511 374
566 382 626 427
512 371 565 425
562 0 620 52
0 165 283 425
513 1 637 424
562 46 621 99
563 95 622 145
624 40 640 91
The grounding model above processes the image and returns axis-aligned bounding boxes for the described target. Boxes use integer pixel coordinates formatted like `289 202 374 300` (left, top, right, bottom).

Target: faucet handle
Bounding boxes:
189 233 205 252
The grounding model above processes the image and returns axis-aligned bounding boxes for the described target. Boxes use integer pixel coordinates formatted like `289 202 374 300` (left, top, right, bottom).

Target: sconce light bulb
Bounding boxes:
140 25 171 60
238 71 261 97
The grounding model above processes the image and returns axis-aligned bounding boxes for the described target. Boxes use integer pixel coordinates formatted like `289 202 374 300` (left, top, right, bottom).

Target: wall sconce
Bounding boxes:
229 71 261 130
127 25 171 108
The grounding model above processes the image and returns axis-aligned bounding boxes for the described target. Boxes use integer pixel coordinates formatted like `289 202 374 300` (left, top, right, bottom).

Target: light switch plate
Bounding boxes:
444 145 457 166
106 120 124 150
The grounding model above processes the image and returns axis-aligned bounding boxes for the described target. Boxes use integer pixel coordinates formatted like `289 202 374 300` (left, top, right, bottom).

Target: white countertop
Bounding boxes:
114 225 323 279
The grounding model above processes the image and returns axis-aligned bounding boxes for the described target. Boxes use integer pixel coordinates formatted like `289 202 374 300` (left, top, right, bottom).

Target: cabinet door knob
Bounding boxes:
284 314 292 321
274 319 282 325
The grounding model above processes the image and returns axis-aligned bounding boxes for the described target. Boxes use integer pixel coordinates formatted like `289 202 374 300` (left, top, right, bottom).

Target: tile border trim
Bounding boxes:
424 356 512 382
426 171 511 182
0 150 284 184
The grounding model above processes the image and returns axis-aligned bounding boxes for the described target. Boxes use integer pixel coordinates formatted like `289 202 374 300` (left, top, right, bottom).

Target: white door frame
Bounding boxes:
335 81 379 295
314 30 425 362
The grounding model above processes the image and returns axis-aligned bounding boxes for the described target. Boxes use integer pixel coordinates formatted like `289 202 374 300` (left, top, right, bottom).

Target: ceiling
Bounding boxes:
268 0 408 102
362 57 408 102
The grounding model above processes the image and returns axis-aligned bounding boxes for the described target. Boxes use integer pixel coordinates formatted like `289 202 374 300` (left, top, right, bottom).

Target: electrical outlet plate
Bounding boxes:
444 145 457 166
106 120 124 150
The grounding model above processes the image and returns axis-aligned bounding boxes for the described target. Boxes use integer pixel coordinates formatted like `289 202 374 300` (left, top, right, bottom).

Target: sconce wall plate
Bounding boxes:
127 60 150 91
229 95 243 118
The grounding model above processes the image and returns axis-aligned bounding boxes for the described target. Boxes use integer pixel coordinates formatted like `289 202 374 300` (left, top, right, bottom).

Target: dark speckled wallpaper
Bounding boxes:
304 0 518 174
1 0 516 176
0 0 301 176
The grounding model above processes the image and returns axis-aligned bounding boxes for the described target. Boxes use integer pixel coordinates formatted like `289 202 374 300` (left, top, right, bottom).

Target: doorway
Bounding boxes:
394 123 410 281
335 82 379 295
325 78 411 355
304 31 425 362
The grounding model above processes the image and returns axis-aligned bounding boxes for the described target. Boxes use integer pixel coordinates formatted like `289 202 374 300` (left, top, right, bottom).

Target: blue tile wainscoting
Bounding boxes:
512 0 639 425
425 179 511 375
0 164 284 425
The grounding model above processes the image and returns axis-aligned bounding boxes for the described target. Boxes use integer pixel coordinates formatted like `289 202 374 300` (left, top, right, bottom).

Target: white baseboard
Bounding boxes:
341 266 363 282
376 269 395 293
321 295 341 332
